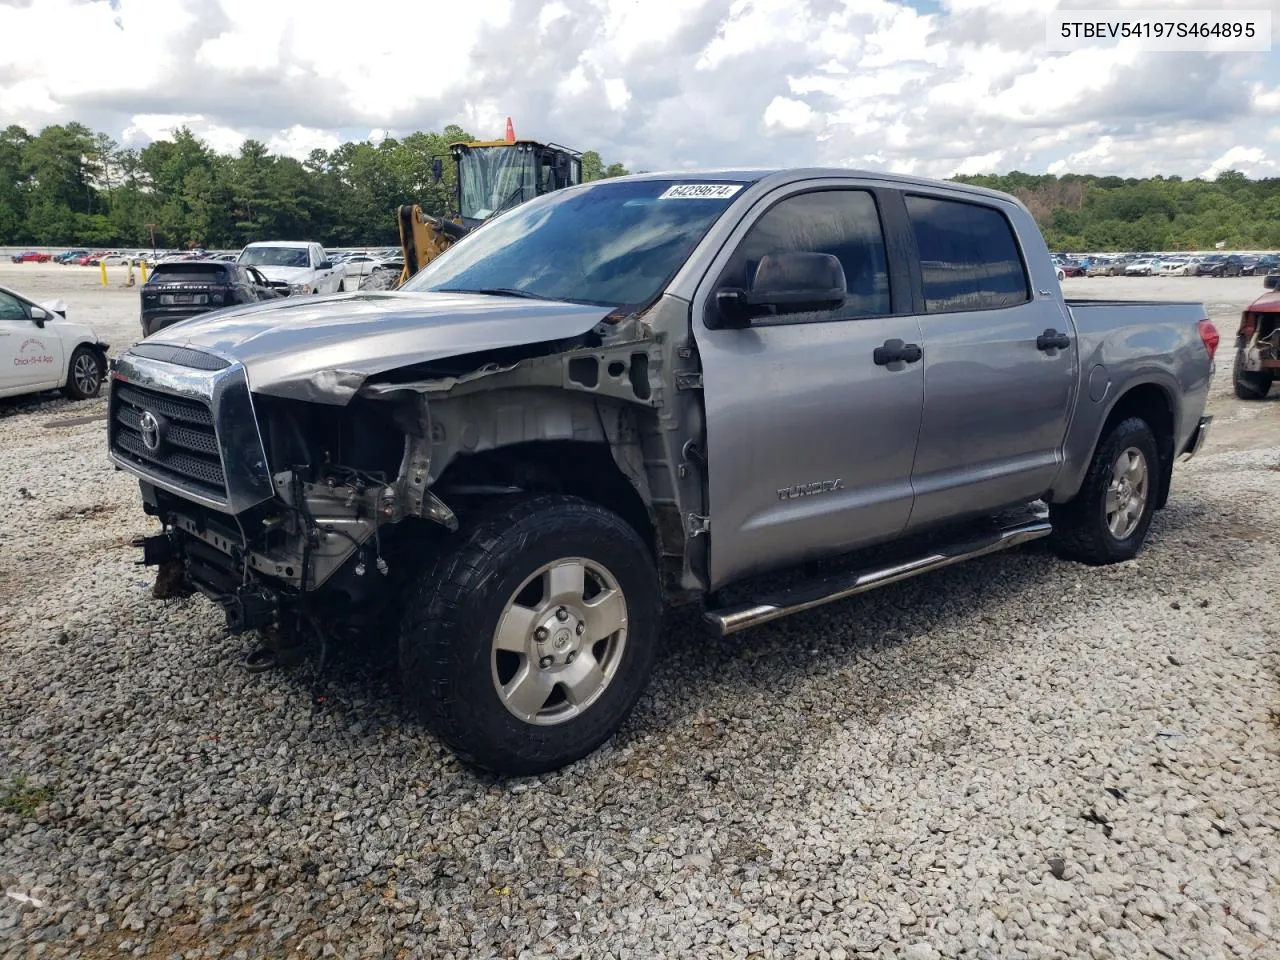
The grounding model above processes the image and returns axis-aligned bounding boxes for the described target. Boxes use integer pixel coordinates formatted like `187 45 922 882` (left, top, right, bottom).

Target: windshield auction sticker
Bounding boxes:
658 183 744 200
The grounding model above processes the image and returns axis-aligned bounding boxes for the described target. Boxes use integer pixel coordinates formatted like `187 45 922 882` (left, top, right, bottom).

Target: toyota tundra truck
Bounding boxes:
106 169 1217 775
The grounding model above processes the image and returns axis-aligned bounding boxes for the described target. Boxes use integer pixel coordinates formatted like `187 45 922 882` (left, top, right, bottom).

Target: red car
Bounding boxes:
10 250 51 263
1233 289 1280 400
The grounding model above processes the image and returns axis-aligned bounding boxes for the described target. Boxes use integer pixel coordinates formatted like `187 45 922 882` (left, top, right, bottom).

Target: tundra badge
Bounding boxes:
778 479 844 500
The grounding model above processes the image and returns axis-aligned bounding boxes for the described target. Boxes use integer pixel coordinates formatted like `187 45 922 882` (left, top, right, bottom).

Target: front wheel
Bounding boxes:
1233 352 1273 400
399 495 662 775
336 280 345 292
1049 417 1160 565
62 345 104 400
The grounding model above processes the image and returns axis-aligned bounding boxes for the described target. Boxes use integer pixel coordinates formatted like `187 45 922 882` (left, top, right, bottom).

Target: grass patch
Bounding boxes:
0 776 54 818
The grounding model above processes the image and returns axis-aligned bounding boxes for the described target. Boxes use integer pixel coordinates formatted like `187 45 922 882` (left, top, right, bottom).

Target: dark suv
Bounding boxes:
1199 254 1246 278
140 261 287 337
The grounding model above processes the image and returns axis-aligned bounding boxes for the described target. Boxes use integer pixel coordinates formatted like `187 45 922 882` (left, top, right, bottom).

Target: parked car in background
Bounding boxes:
0 283 109 400
1233 288 1280 399
1125 258 1161 276
336 254 382 282
109 169 1217 774
236 241 347 295
140 260 289 337
1255 254 1278 274
1239 256 1260 276
1160 258 1194 276
10 251 51 263
54 250 89 264
1195 254 1246 278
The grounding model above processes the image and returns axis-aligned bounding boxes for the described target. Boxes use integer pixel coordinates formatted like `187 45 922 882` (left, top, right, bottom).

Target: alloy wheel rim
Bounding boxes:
74 354 99 395
1105 446 1149 540
490 557 628 726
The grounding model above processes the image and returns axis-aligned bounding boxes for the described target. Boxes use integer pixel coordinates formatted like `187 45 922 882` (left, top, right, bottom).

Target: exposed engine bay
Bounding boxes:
114 306 694 657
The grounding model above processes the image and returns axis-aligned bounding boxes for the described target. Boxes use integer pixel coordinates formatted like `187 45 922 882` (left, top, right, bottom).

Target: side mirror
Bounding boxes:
711 251 846 328
30 306 48 326
318 260 333 270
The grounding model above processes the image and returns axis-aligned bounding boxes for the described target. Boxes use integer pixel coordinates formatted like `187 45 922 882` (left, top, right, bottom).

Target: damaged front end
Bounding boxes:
108 346 455 638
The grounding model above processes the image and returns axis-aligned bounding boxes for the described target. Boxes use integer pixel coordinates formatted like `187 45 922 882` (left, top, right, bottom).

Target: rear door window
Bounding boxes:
905 195 1031 313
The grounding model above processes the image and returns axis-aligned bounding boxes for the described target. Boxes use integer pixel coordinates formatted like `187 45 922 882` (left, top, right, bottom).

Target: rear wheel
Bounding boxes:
1233 352 1273 400
1050 417 1159 565
399 495 662 775
62 345 104 400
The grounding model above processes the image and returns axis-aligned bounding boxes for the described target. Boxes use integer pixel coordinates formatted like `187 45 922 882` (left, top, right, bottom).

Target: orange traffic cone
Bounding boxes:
505 117 515 143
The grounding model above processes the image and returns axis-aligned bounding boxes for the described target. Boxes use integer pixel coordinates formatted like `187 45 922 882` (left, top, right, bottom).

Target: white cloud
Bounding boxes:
762 96 817 134
1201 146 1279 179
603 78 631 112
267 125 341 159
1255 84 1280 114
121 113 247 155
0 0 1274 181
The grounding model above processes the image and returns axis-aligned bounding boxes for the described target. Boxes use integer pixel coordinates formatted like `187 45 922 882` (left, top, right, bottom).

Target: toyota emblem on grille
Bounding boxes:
139 410 164 452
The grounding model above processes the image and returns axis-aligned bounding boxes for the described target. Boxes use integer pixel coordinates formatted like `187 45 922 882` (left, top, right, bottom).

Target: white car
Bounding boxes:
235 241 347 295
336 253 382 281
0 284 109 400
1159 259 1190 276
1125 258 1161 276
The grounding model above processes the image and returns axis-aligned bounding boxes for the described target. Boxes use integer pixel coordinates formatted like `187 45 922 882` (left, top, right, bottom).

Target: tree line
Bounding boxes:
0 122 631 250
953 170 1280 251
2 121 1278 252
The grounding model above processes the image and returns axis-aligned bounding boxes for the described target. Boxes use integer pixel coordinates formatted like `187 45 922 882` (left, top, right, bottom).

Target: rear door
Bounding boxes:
692 182 926 587
901 192 1077 530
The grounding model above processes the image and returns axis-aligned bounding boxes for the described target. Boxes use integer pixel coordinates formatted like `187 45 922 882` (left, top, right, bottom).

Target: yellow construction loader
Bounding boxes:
373 129 583 290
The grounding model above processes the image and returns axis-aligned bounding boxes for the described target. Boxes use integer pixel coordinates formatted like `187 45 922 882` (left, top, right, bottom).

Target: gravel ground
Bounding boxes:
0 265 1277 959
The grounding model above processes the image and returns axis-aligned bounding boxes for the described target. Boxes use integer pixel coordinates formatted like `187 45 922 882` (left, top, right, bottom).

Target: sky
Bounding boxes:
0 0 1277 180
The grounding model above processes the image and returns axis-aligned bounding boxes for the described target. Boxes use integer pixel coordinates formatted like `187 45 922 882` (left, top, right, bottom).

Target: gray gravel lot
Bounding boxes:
0 264 1277 960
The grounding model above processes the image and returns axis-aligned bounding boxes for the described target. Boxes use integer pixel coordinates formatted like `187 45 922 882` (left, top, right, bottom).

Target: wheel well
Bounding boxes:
432 440 657 556
1102 383 1176 508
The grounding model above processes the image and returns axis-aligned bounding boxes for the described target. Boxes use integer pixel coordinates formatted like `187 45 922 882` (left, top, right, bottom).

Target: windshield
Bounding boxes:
458 146 539 221
402 178 747 309
238 246 310 268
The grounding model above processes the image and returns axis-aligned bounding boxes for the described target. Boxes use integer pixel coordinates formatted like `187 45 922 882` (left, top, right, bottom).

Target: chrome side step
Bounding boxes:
703 511 1053 636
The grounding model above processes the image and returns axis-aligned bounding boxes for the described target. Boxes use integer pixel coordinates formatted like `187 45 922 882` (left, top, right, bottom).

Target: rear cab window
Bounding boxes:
904 195 1031 312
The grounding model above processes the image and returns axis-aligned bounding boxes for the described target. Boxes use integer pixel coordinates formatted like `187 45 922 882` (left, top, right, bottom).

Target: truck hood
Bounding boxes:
247 265 313 284
144 290 613 404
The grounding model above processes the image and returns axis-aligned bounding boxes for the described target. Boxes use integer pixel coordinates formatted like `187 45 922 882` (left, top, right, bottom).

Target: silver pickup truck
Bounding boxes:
106 169 1218 774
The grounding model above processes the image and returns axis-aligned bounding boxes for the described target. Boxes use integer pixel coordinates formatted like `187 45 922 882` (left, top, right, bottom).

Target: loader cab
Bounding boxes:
449 140 583 230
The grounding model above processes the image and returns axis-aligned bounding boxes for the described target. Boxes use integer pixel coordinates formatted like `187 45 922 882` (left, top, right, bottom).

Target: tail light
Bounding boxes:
1238 312 1257 340
1198 319 1220 361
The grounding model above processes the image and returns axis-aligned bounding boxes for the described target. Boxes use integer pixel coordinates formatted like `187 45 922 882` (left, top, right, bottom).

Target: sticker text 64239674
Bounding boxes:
657 183 744 200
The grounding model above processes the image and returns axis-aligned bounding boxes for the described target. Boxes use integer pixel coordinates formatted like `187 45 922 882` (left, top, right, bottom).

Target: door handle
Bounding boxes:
873 339 923 366
1036 329 1071 351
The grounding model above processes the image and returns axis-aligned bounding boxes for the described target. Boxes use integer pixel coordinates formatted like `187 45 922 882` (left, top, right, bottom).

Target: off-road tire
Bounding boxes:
1049 417 1160 565
399 495 662 776
62 345 104 400
1232 352 1272 400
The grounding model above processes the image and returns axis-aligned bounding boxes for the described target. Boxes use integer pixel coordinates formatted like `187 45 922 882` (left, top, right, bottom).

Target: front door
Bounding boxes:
0 291 61 394
899 192 1077 530
693 185 926 588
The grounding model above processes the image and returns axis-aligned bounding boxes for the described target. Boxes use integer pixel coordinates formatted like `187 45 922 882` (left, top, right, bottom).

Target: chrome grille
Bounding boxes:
109 382 226 499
